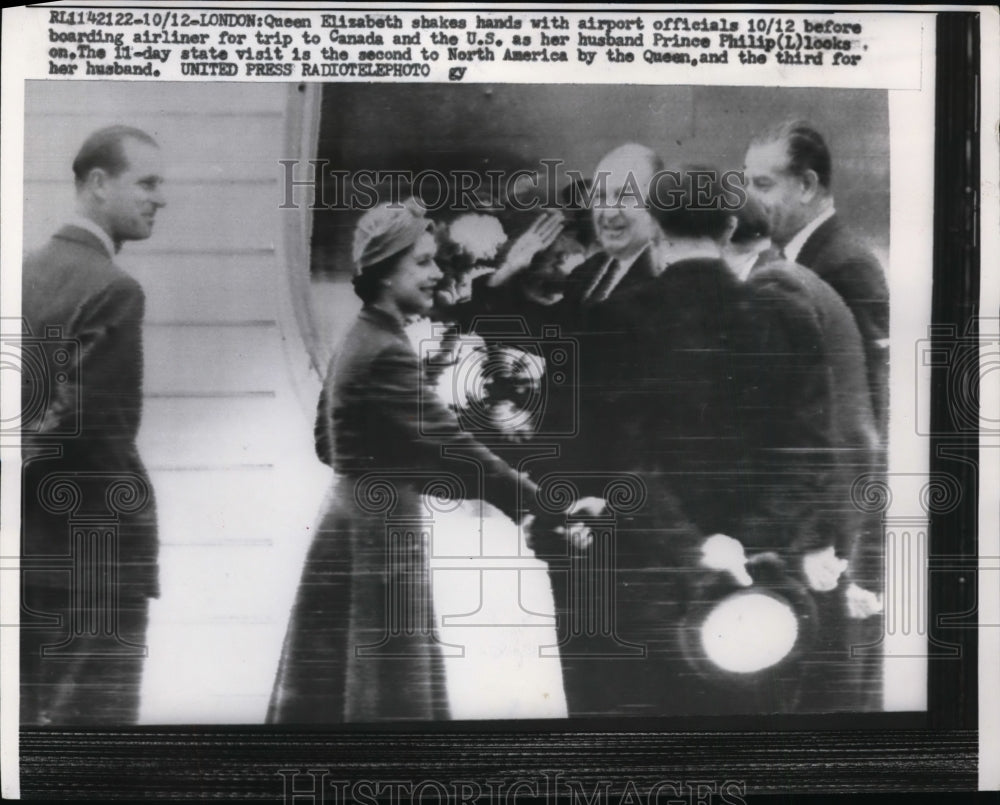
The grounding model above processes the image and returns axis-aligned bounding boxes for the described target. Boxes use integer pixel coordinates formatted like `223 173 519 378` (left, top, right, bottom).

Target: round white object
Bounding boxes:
699 592 799 674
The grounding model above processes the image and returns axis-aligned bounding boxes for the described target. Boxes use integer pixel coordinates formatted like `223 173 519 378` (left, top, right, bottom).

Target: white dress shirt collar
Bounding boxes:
784 204 835 263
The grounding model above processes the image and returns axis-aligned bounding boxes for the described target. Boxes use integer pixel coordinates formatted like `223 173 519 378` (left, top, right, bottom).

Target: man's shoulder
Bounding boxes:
801 214 881 272
751 259 830 299
750 259 855 318
25 226 125 282
24 229 143 326
609 257 736 322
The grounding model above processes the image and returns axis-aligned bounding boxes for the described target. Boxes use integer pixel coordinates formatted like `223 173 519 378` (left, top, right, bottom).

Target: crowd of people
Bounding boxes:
269 120 890 721
20 119 889 725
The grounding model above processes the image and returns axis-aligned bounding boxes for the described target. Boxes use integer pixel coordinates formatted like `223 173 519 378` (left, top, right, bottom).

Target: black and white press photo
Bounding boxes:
13 79 921 726
4 2 999 799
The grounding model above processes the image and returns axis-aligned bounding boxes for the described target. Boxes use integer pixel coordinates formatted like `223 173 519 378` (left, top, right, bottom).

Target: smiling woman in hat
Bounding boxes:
268 200 601 722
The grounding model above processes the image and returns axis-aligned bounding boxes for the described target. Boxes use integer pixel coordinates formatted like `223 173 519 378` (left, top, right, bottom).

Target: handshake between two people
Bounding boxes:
698 534 884 620
523 495 608 556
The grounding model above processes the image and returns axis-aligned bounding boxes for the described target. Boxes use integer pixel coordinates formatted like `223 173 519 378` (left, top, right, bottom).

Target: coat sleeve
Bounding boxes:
818 255 890 437
741 273 836 557
367 340 541 522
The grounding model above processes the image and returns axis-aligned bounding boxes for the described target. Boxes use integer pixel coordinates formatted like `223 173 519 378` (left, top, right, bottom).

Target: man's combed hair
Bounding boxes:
753 119 832 190
649 166 734 241
72 125 159 186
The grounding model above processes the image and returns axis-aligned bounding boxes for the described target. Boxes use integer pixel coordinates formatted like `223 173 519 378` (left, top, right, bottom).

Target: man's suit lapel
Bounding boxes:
563 252 608 306
612 245 654 297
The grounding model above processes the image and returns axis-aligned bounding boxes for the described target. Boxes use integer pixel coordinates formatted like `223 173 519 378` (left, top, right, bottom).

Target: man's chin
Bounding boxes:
598 233 631 252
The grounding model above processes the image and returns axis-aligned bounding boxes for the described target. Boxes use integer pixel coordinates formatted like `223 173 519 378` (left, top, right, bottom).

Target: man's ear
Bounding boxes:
83 168 111 201
799 168 821 203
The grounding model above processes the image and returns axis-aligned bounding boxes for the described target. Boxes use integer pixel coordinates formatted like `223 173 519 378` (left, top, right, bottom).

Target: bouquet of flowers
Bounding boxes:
434 213 508 305
414 210 569 441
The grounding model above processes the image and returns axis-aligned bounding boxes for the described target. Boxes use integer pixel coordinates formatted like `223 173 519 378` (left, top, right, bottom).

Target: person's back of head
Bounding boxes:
649 165 738 244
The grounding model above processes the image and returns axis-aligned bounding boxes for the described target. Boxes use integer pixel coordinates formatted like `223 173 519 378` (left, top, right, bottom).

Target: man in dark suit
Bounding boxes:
745 123 889 709
514 144 675 716
590 171 882 714
452 145 671 716
549 143 666 480
743 120 889 438
730 205 884 712
21 125 166 724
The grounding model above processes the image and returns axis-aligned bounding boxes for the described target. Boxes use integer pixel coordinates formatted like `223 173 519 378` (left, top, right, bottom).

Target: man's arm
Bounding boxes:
814 252 890 436
368 341 541 521
40 275 146 440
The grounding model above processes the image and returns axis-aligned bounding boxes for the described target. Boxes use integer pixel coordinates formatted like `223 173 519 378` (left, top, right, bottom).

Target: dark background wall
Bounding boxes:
311 83 889 277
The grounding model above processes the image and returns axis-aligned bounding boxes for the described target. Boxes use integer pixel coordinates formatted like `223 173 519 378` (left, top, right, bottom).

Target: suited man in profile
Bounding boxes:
744 122 889 710
743 120 890 438
21 125 166 724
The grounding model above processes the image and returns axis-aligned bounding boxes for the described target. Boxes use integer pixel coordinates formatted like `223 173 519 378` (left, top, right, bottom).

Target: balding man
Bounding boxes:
523 144 668 716
560 142 664 308
21 125 166 724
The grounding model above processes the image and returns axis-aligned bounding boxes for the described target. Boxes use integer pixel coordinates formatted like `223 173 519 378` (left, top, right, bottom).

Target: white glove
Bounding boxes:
802 546 849 592
699 534 753 587
567 496 607 519
846 582 884 619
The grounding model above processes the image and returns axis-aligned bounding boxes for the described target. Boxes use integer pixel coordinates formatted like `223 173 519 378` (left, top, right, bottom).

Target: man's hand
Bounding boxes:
524 496 607 557
699 533 753 587
563 496 608 553
488 210 564 286
845 582 884 619
565 522 595 553
802 546 849 592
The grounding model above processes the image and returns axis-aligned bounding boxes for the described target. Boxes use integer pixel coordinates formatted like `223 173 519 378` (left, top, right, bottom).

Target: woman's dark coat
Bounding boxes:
268 306 538 722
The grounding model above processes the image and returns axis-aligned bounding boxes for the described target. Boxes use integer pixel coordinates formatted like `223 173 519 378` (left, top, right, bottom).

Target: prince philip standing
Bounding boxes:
21 125 166 724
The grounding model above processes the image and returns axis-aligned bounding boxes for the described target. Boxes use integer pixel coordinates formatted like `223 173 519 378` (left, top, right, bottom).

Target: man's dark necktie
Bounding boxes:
587 258 621 304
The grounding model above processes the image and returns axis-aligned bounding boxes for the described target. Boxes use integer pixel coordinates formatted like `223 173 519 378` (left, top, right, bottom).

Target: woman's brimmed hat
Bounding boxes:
352 198 432 274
